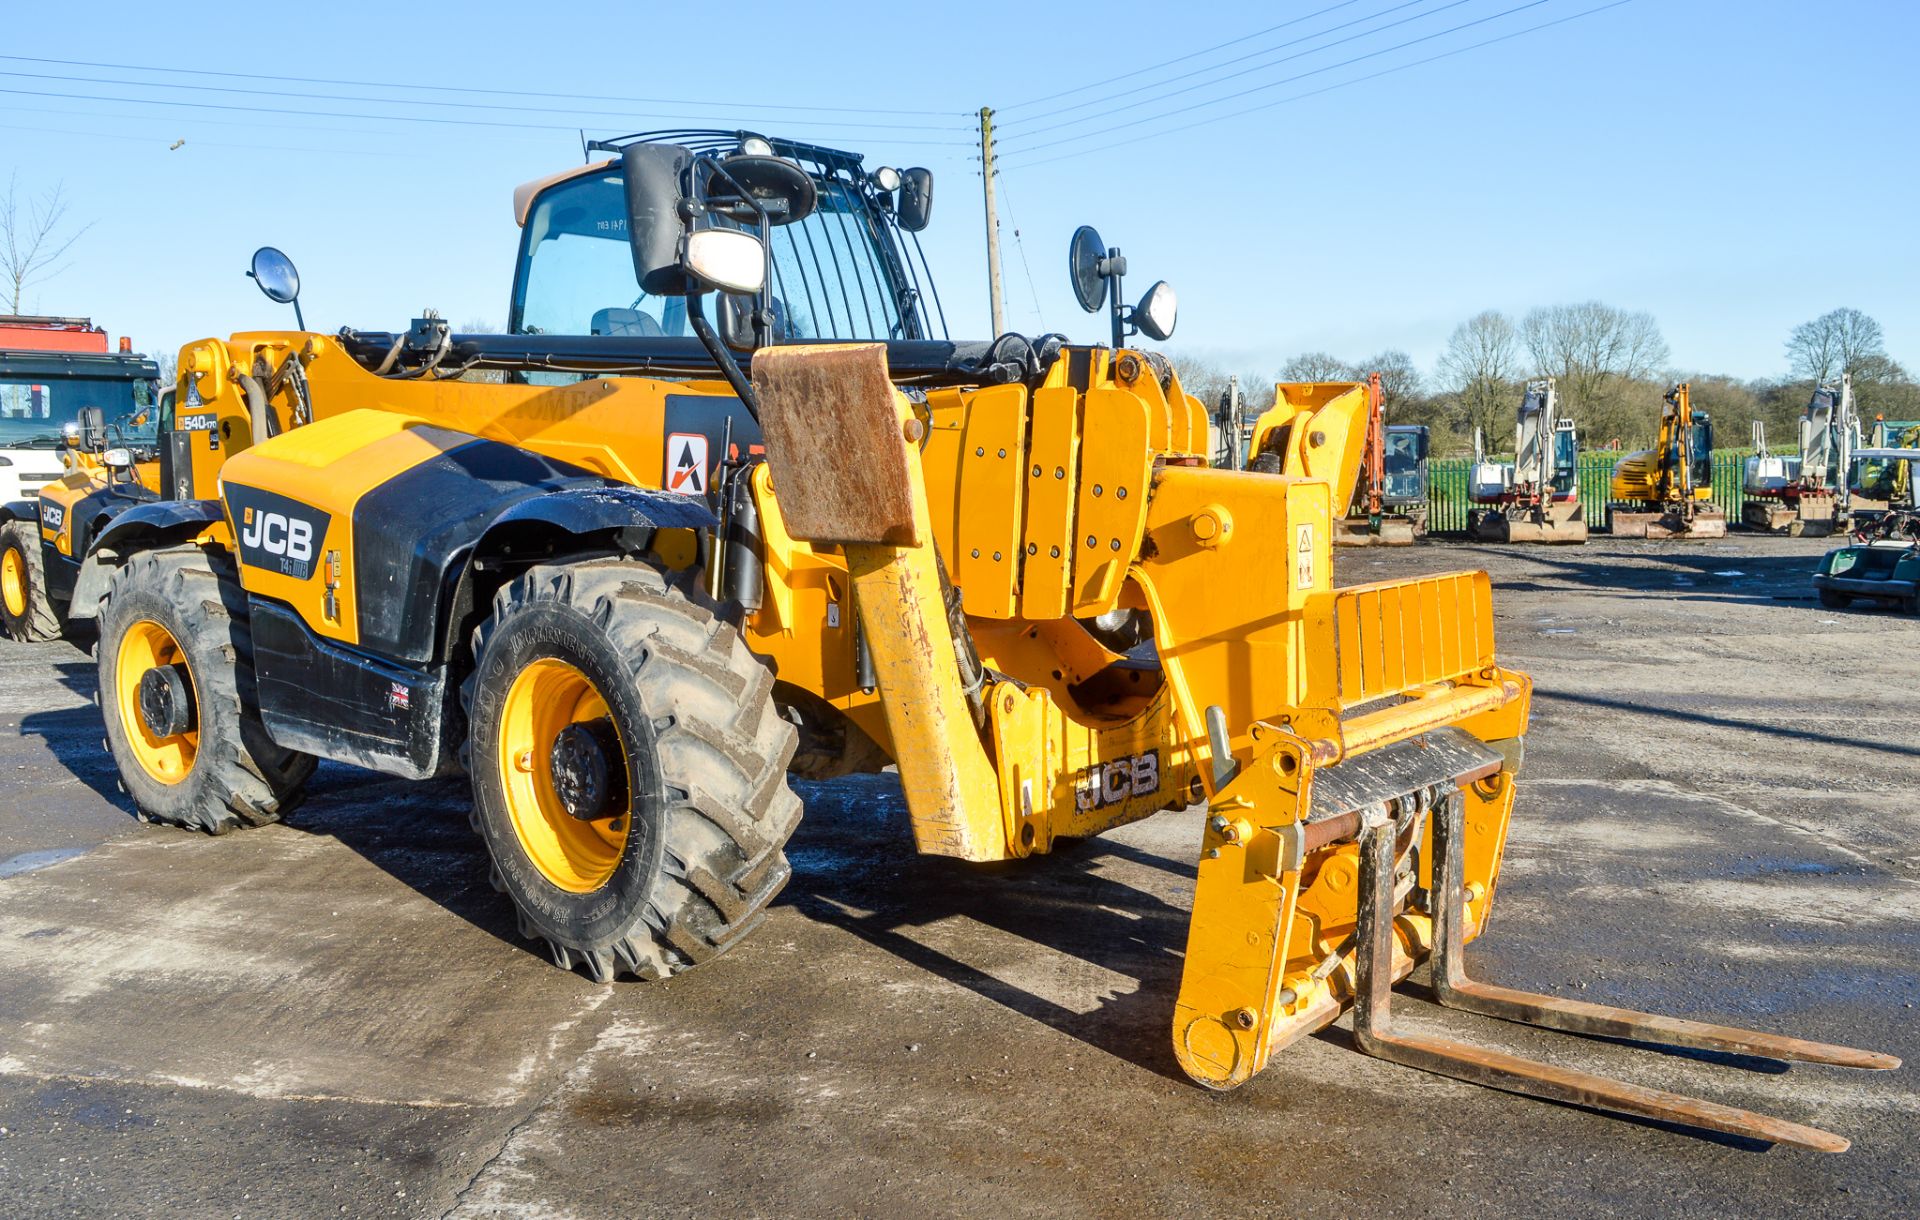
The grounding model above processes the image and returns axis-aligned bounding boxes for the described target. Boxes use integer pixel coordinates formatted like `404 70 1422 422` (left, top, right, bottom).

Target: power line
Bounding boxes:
0 121 414 158
0 86 977 147
999 0 1446 131
0 68 974 134
1001 0 1564 159
2 101 495 144
0 52 970 118
1003 0 1633 171
992 170 1047 328
998 0 1369 112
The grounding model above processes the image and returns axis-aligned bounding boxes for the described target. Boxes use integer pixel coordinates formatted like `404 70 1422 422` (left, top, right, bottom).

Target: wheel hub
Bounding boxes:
138 663 196 739
549 718 626 821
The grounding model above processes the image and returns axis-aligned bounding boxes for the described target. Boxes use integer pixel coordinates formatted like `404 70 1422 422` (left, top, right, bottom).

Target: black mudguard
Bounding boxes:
67 499 225 620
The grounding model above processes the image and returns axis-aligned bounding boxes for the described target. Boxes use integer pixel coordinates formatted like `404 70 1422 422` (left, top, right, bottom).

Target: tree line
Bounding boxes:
1173 304 1920 458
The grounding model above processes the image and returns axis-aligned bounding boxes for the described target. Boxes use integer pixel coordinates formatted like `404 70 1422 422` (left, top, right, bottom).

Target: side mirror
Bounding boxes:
248 247 306 330
76 406 106 452
1131 281 1177 342
623 143 697 297
1068 226 1108 313
897 167 934 232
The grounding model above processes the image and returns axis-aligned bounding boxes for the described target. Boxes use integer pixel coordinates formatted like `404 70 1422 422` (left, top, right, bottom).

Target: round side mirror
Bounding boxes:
1069 226 1107 314
707 155 818 226
1132 280 1177 342
249 247 301 304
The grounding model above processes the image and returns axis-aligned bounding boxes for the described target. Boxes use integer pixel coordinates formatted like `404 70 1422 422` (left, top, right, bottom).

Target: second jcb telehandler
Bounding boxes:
73 132 1893 1148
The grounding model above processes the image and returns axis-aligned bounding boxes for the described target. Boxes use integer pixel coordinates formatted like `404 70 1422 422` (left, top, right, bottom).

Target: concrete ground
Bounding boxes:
0 535 1915 1218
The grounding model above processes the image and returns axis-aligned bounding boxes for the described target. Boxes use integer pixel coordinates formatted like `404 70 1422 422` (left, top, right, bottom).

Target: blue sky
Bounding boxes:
2 0 1915 384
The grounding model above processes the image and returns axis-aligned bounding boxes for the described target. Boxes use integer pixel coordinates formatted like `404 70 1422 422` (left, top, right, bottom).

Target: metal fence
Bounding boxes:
1425 454 1749 533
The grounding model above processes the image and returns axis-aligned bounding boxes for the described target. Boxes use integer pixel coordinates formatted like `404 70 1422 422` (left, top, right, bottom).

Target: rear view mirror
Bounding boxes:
1068 226 1107 313
897 168 934 232
248 246 307 330
249 247 300 304
623 143 696 297
76 406 106 452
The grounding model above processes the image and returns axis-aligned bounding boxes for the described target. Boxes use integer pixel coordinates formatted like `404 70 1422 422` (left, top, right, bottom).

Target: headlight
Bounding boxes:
870 166 902 193
103 447 133 469
682 228 767 296
738 136 775 158
1133 280 1177 341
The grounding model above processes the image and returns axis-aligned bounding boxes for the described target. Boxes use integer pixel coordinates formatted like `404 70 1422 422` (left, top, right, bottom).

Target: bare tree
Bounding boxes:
1278 351 1351 382
1 175 91 313
1520 302 1669 444
1436 310 1520 448
1785 307 1886 385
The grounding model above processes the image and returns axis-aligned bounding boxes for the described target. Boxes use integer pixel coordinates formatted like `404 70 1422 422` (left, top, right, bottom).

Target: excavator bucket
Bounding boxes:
751 342 1896 1151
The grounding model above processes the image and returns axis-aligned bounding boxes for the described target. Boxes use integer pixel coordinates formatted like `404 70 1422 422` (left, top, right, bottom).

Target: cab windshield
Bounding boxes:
512 166 942 343
1551 428 1578 493
1383 429 1426 500
0 375 158 448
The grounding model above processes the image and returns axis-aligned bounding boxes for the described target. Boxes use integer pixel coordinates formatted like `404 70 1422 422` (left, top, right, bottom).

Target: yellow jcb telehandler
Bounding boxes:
71 133 1893 1147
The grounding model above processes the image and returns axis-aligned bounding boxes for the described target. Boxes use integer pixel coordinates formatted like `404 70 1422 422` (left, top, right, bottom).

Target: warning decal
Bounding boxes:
666 432 710 495
1295 523 1315 590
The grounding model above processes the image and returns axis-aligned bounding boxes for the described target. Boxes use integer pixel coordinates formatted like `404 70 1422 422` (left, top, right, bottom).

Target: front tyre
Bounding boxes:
463 559 801 984
0 520 60 642
97 547 316 833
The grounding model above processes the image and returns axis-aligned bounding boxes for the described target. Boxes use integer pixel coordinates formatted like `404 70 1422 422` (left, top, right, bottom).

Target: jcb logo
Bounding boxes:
1074 750 1161 812
38 502 64 532
226 486 331 581
241 507 314 563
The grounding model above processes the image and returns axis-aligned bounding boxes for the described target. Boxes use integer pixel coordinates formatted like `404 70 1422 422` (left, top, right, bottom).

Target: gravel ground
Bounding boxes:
0 534 1913 1218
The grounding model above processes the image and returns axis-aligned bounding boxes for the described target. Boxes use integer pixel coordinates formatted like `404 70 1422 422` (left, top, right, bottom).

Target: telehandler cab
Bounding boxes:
76 132 1893 1147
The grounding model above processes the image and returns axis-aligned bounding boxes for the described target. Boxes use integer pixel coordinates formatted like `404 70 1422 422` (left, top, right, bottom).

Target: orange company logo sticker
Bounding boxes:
666 433 709 496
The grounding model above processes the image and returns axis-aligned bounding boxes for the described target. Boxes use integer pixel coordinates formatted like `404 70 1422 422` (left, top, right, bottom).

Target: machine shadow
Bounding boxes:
19 654 529 953
21 660 1196 1069
1444 545 1831 607
783 774 1197 1083
1536 689 1920 762
17 650 132 811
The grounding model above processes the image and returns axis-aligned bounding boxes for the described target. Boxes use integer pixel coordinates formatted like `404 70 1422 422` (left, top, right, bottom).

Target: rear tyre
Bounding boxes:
1817 587 1851 610
463 558 801 984
0 521 60 642
97 547 316 833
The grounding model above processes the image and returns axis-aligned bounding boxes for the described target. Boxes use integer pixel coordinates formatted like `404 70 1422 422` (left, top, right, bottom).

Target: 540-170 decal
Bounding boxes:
226 485 332 581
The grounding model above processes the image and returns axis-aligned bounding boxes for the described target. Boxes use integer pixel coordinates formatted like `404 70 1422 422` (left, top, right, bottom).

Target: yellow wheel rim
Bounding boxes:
1 546 24 619
497 657 631 893
115 619 199 784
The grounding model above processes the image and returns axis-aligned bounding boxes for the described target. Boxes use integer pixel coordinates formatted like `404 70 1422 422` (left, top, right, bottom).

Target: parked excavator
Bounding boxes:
1607 382 1727 538
1743 377 1856 536
1852 416 1920 514
68 132 1893 1148
1246 374 1427 546
1468 379 1587 543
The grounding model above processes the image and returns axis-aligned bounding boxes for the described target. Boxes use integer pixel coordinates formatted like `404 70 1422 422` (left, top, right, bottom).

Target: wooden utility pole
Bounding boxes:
978 106 1006 337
